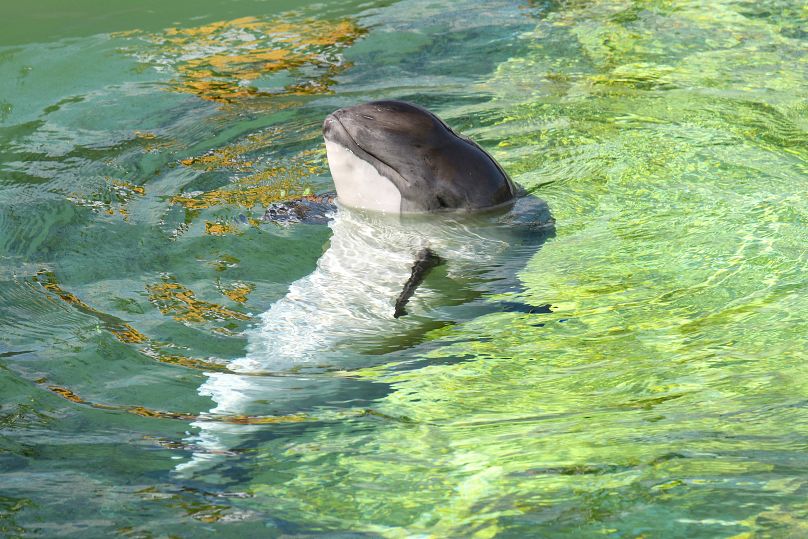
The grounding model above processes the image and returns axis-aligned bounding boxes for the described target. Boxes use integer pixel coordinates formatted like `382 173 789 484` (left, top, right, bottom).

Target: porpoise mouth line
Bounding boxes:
330 115 410 186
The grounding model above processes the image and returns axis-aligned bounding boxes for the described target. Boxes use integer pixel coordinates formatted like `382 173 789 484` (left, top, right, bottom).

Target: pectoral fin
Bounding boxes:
394 248 444 318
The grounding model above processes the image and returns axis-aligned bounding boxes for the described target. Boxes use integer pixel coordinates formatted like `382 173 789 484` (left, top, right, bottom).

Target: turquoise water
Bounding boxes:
1 0 807 536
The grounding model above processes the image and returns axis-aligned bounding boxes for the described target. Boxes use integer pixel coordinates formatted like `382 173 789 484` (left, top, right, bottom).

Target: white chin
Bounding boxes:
325 140 402 213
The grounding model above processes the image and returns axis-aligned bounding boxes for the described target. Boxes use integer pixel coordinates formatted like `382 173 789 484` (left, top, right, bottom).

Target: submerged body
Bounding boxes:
178 102 554 472
180 200 553 472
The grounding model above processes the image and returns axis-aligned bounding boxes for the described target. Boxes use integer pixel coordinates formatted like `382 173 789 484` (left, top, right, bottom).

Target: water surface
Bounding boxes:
1 0 807 536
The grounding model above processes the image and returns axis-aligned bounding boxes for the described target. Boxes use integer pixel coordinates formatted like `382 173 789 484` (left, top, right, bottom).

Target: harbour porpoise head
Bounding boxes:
322 100 518 213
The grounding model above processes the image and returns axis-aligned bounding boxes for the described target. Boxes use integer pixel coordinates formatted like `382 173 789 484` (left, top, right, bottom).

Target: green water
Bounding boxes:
1 0 806 536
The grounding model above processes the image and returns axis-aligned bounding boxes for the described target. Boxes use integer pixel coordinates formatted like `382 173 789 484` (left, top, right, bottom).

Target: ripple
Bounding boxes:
1 0 807 536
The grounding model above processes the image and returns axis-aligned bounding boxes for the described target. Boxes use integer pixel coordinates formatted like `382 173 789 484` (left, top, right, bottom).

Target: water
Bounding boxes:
1 0 806 536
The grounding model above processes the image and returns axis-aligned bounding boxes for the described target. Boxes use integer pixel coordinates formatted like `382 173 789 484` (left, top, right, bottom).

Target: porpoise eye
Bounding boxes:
361 114 375 120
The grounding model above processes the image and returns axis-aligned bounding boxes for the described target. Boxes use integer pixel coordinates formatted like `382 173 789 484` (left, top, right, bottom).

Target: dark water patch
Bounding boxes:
0 350 34 359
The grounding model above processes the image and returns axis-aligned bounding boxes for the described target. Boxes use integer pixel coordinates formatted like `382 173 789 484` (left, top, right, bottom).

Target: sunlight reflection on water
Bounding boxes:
0 0 806 536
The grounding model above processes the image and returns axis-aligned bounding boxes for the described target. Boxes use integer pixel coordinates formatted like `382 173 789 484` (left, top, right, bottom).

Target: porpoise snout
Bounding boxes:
322 112 340 141
323 110 361 158
322 107 372 133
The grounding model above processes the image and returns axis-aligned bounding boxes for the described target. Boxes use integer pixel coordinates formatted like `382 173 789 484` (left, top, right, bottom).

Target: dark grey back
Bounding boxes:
323 100 517 212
